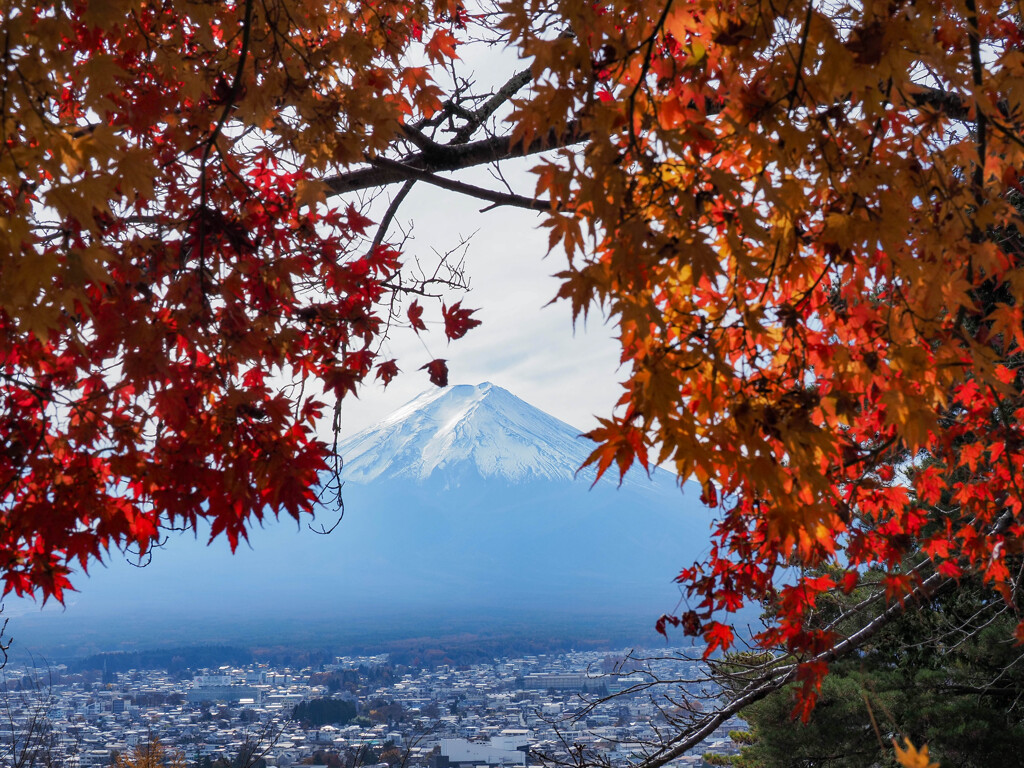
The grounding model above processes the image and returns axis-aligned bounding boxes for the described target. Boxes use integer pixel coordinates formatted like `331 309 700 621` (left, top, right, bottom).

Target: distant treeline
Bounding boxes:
293 698 357 727
250 646 335 668
383 634 579 668
63 627 663 676
70 645 253 673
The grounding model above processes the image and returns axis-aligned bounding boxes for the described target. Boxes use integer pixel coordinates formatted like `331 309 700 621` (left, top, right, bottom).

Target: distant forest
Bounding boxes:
293 698 357 727
381 634 579 667
64 631 648 674
71 646 253 673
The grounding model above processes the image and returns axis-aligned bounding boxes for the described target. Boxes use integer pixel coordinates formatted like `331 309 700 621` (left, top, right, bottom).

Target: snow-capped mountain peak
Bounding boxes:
338 382 600 484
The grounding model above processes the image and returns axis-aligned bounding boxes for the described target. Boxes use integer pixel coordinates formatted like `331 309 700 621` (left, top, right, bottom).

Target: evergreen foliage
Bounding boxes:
292 699 357 728
713 568 1024 767
73 646 253 674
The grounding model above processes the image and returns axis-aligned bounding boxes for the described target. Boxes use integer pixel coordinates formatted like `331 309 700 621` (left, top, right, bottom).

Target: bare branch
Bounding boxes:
450 68 532 144
369 180 417 256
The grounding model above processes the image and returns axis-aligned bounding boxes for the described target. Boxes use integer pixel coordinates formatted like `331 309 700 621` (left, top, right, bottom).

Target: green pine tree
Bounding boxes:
711 564 1024 767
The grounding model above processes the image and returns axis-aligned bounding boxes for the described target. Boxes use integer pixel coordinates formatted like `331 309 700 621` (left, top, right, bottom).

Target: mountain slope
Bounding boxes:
323 382 713 613
338 382 600 484
10 383 718 655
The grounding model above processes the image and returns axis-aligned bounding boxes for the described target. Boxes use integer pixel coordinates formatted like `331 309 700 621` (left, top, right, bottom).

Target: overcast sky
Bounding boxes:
321 35 631 439
333 165 626 439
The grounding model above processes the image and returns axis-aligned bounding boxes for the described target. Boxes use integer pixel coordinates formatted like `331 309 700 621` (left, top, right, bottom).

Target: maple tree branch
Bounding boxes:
364 156 555 212
902 84 1012 122
399 124 446 154
190 0 254 306
368 179 416 256
206 0 254 166
450 68 532 144
0 26 10 150
624 0 676 152
966 0 988 194
324 81 977 212
324 120 584 197
786 1 815 109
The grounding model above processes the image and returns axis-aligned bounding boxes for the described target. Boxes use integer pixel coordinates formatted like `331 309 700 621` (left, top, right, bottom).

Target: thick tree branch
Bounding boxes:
324 121 584 198
325 83 979 208
366 156 554 212
450 68 532 144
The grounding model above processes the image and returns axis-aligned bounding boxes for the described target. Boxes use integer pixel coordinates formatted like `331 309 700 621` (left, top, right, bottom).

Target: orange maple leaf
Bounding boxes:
892 738 939 768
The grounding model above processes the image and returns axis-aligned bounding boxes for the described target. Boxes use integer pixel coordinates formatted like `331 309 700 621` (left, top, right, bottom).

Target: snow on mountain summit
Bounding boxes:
338 382 602 484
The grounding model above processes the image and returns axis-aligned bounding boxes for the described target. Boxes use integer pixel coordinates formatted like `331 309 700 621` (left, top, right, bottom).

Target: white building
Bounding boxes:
441 730 531 766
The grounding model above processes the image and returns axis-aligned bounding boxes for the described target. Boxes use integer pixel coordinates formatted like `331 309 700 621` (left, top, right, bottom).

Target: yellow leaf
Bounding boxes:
892 738 939 768
295 179 328 211
663 8 694 41
74 244 114 287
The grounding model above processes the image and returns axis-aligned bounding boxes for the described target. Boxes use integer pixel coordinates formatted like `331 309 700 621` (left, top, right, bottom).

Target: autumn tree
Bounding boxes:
0 0 483 598
291 697 356 728
114 738 187 768
7 0 1024 750
378 746 406 768
501 0 1024 750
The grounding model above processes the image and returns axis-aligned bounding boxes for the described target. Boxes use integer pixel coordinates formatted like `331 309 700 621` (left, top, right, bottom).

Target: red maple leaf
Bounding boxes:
376 359 400 386
408 300 427 333
703 622 734 657
442 301 481 340
421 358 448 387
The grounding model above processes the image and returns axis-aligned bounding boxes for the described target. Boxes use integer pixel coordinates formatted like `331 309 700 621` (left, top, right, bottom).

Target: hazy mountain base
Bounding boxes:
5 474 725 661
6 384 740 661
57 625 660 673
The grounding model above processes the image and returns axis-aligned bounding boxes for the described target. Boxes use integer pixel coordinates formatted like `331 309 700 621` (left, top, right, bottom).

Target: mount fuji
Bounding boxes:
338 382 597 484
10 383 718 655
325 383 715 609
338 382 646 486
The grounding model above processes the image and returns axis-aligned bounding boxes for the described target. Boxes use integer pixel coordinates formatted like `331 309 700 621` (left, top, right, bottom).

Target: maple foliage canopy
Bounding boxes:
510 0 1024 729
0 0 470 598
6 0 1024 727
